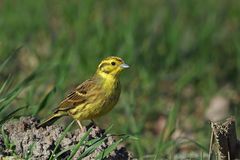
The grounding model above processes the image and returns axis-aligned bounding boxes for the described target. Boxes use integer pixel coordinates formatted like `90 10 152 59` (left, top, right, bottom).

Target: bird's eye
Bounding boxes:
111 62 116 66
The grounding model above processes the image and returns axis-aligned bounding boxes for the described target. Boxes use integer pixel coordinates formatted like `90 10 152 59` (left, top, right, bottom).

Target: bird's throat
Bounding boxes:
95 70 118 91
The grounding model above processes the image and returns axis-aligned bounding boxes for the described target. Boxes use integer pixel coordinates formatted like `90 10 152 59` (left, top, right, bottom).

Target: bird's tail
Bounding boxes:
37 112 64 128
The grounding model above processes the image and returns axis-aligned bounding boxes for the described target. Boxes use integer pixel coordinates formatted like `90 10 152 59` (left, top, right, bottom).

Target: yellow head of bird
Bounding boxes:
97 56 129 77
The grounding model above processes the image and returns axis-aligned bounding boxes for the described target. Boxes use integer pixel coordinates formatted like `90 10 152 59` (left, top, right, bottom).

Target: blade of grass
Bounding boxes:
33 86 56 115
0 106 26 125
77 136 109 159
0 71 36 104
55 147 72 158
66 128 92 160
85 136 105 146
163 104 179 141
49 120 75 160
0 71 37 112
24 142 36 160
0 75 12 95
154 140 175 160
176 137 208 153
123 91 144 157
95 135 129 159
1 125 15 150
0 89 22 112
0 46 22 72
103 124 113 134
154 103 179 159
200 151 204 160
55 137 104 159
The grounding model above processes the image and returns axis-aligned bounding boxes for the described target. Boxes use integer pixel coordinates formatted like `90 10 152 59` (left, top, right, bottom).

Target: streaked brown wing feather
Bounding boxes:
56 79 96 111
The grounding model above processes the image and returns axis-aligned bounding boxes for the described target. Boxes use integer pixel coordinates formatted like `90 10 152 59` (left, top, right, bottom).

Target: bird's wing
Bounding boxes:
56 79 97 112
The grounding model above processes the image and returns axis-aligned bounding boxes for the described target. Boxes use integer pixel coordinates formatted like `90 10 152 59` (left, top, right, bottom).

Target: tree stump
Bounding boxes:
209 117 240 160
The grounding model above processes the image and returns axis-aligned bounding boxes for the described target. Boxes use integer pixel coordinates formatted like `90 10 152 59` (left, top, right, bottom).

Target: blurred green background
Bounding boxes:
1 0 240 159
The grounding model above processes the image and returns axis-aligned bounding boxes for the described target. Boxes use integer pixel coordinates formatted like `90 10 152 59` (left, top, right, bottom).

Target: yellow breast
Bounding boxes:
69 73 121 120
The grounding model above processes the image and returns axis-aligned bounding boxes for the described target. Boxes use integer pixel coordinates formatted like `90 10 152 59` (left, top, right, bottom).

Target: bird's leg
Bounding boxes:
77 120 85 132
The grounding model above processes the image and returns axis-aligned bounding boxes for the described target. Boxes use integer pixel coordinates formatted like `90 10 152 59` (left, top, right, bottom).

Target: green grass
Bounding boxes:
1 0 240 159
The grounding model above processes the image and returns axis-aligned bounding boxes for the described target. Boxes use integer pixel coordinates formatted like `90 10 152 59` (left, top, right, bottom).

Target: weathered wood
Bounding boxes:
210 117 240 160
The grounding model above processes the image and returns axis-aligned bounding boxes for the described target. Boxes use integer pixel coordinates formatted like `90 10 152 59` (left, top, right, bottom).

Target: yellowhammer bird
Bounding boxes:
38 56 129 131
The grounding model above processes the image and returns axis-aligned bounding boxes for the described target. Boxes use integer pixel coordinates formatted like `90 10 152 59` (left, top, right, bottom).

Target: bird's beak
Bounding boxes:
120 63 130 69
